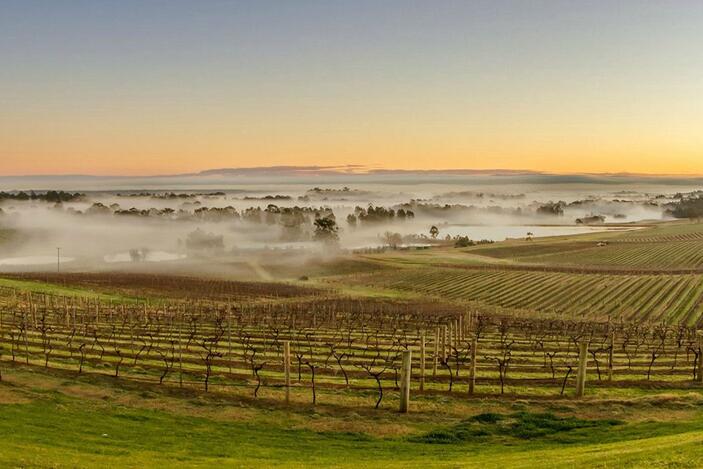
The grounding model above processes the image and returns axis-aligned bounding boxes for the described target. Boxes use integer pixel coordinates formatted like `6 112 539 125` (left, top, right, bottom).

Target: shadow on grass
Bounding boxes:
411 411 622 444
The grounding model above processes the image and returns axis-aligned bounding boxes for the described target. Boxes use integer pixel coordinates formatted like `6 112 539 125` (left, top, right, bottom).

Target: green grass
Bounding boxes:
413 411 622 443
2 374 703 468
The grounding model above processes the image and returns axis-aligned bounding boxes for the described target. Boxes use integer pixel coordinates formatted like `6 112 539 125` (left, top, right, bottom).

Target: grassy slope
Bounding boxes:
1 367 703 468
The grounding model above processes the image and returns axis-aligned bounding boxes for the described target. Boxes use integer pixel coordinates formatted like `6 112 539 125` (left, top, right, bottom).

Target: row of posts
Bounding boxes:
278 336 579 414
276 329 703 413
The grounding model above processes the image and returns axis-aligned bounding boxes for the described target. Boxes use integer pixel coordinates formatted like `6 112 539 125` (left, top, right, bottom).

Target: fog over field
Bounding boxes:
0 169 699 274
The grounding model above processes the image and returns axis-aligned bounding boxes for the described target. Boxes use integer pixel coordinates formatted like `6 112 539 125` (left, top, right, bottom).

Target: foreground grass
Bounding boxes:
1 366 703 468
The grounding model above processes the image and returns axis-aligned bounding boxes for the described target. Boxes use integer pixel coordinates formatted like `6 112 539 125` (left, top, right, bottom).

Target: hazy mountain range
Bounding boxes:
1 166 703 191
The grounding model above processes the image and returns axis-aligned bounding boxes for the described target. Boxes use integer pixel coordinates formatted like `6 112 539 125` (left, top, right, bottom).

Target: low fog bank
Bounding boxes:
0 179 692 275
3 170 703 192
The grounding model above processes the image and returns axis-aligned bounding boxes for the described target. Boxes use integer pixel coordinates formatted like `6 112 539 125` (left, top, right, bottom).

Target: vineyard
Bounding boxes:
346 267 703 325
4 222 703 467
6 3 703 463
616 221 703 243
2 286 703 411
3 272 322 301
524 239 703 270
466 221 703 270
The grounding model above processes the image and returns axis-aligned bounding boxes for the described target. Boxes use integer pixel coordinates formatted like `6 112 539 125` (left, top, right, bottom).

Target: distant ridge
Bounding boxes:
195 165 542 177
0 165 538 179
1 166 703 192
4 165 703 179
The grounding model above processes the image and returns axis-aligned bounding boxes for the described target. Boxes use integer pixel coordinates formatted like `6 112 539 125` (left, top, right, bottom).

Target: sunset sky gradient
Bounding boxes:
1 0 702 176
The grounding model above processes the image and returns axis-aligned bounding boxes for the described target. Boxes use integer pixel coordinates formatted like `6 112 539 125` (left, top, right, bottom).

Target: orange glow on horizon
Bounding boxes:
2 133 702 177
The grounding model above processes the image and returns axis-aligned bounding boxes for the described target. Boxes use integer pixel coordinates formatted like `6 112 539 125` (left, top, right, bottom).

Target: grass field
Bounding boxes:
3 365 703 468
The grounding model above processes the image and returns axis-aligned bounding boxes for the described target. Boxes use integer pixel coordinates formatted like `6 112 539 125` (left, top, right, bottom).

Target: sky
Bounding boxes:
1 0 702 176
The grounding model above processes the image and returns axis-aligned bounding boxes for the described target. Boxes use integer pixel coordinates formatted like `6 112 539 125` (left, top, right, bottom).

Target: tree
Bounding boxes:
313 216 339 243
666 196 703 220
382 231 402 249
429 225 439 239
454 236 473 248
536 201 565 216
184 228 225 255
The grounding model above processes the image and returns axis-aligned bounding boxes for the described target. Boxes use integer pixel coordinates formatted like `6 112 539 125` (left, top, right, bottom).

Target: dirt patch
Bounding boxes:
0 385 31 404
298 418 415 437
111 392 260 422
60 384 117 401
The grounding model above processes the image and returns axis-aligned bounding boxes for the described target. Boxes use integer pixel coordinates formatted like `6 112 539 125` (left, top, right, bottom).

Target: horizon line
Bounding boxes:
3 165 703 179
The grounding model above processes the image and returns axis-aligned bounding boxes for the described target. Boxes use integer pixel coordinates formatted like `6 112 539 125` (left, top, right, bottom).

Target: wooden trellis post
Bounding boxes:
227 308 232 374
469 336 477 395
178 309 183 388
433 327 439 377
448 322 454 353
420 332 426 391
575 340 589 398
399 350 412 413
283 340 291 404
64 297 69 327
440 325 447 361
697 332 703 383
608 330 615 382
